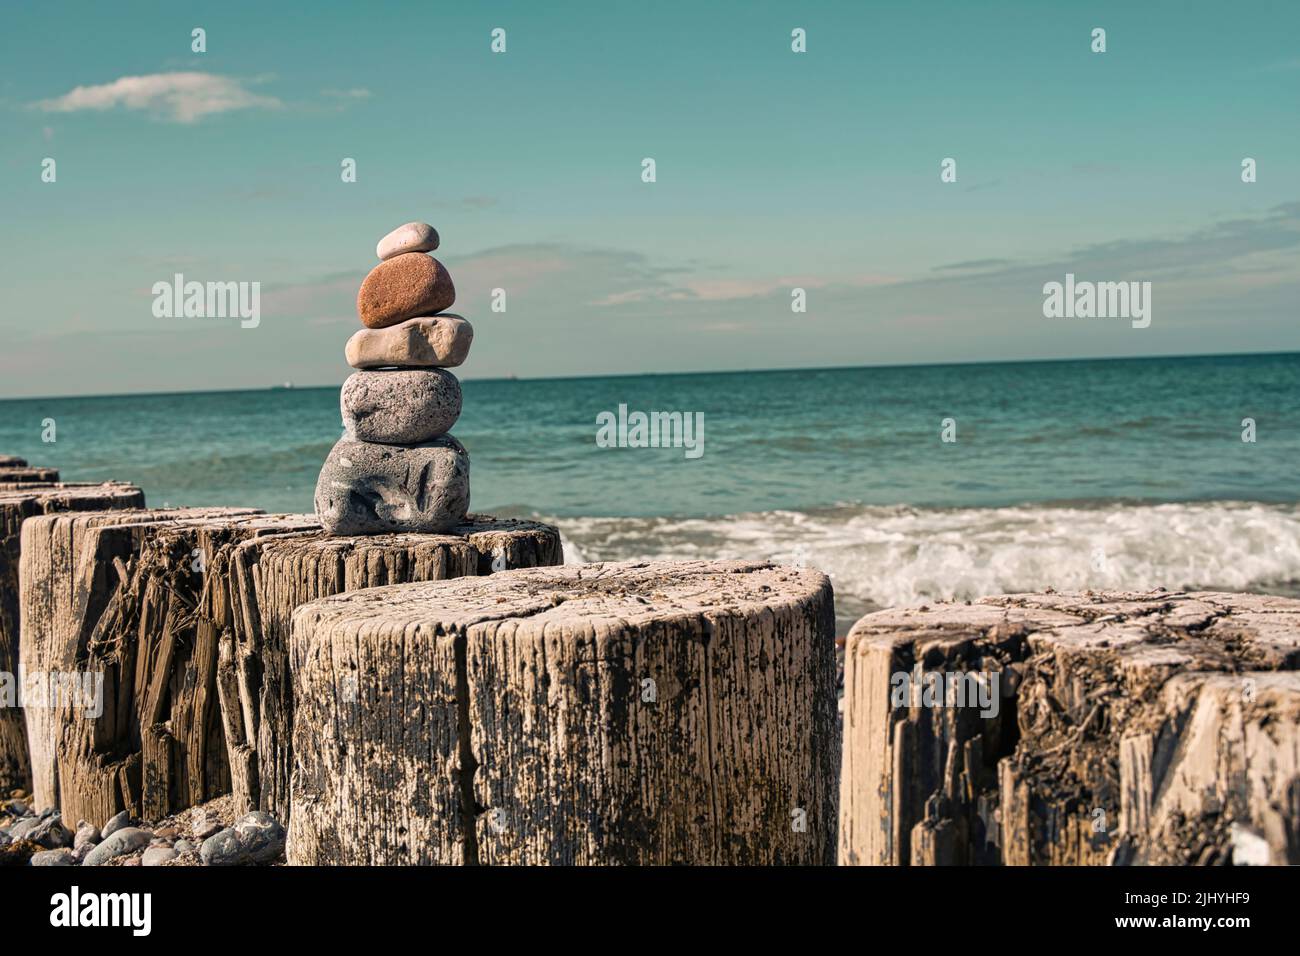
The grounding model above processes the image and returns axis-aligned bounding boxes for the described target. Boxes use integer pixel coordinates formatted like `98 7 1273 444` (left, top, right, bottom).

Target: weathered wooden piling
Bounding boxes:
20 506 293 824
838 590 1300 866
287 560 840 865
0 467 59 485
19 508 561 828
0 482 144 792
223 517 564 820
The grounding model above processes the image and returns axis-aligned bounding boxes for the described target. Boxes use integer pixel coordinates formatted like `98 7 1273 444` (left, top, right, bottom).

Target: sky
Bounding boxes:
0 0 1297 397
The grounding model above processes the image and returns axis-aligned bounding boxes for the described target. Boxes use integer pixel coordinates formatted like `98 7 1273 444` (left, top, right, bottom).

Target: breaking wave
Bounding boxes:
548 500 1300 629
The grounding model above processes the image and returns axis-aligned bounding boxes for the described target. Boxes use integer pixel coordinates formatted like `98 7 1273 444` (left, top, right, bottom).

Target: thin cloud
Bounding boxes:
35 72 282 123
933 258 1013 273
321 88 372 112
322 87 371 101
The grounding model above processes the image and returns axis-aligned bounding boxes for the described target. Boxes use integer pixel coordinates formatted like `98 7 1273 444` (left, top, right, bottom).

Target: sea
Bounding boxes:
4 352 1298 634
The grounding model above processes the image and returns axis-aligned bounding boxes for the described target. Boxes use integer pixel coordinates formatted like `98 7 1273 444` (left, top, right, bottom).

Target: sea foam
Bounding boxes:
554 500 1300 625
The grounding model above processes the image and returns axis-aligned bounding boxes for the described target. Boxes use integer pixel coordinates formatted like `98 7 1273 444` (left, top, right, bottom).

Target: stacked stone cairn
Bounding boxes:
314 222 474 535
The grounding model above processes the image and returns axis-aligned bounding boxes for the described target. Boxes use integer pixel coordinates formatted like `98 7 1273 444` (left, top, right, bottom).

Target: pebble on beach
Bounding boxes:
199 811 286 866
191 808 223 840
356 253 455 329
344 315 473 370
28 815 73 849
142 846 178 866
100 809 131 839
30 848 75 866
376 221 439 261
341 368 462 444
2 793 282 867
73 822 100 849
314 435 470 535
82 826 152 866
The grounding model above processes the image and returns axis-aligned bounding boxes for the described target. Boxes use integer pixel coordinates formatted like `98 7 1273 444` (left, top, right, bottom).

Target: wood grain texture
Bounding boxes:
19 507 296 824
0 483 144 792
225 516 563 820
839 590 1300 866
287 559 839 865
18 508 558 828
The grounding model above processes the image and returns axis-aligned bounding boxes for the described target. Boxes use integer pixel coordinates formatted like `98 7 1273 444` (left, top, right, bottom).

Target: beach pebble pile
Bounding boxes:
314 221 473 535
0 792 286 867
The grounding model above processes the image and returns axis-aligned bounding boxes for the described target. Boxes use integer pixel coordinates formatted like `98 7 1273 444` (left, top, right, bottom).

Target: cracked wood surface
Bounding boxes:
226 515 563 820
21 507 296 824
287 559 839 865
839 589 1300 866
0 483 144 791
19 508 560 828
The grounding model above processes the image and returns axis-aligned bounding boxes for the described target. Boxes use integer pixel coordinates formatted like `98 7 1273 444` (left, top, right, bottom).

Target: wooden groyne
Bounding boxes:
8 480 1296 869
0 452 58 486
0 453 60 489
21 506 276 824
19 509 562 827
223 517 563 820
287 560 840 865
838 590 1300 866
0 482 145 792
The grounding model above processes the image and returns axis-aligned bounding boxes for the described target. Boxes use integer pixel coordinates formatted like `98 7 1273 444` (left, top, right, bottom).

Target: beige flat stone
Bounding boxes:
344 315 473 369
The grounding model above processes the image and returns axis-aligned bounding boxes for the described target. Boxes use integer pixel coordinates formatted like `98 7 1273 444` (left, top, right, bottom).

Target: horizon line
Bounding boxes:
2 346 1297 403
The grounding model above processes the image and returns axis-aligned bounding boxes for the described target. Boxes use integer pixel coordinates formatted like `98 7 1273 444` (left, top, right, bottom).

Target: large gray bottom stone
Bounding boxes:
341 368 462 443
314 435 470 535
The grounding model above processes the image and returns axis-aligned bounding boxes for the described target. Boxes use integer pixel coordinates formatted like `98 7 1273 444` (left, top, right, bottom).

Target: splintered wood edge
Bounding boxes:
0 482 143 504
845 589 1300 670
21 505 264 528
292 559 831 641
257 514 561 556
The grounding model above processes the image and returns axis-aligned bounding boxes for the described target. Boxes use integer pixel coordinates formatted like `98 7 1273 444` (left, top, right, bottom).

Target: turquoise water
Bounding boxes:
4 352 1299 629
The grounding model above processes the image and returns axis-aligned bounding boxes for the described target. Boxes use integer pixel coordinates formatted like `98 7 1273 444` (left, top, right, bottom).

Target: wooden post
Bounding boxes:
19 507 561 828
287 560 839 865
19 507 309 825
0 467 59 484
839 590 1300 866
224 516 564 821
0 482 144 792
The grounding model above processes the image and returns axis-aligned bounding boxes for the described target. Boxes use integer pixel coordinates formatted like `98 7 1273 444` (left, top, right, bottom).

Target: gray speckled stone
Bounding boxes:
28 815 72 849
341 369 462 444
314 435 470 536
8 817 40 841
30 848 75 866
142 846 178 866
199 812 285 866
377 221 439 261
191 810 222 840
100 810 130 838
82 826 151 866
